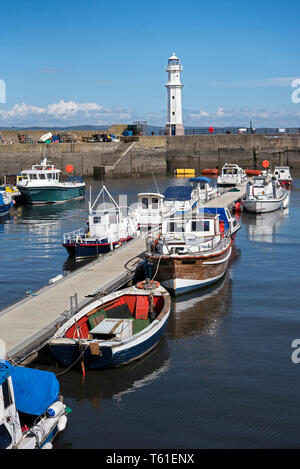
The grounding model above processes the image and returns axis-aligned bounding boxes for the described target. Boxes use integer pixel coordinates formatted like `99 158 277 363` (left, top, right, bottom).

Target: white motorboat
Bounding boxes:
189 177 219 203
63 185 138 259
0 360 69 449
217 163 247 186
273 166 293 189
243 174 289 213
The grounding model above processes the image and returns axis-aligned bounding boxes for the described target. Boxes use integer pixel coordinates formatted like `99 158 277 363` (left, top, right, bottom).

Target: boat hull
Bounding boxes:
0 204 11 216
243 192 289 213
63 236 132 259
148 246 232 295
18 184 85 204
50 314 169 370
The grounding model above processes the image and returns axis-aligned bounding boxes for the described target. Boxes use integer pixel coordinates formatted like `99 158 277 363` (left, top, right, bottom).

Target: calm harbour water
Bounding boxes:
1 174 300 449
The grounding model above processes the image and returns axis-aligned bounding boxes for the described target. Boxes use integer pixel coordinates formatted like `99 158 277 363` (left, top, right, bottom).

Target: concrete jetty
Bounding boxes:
0 237 146 364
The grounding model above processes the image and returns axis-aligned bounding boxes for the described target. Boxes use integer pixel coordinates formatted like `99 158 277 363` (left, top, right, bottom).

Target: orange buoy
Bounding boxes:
262 160 270 169
65 164 74 173
136 280 160 290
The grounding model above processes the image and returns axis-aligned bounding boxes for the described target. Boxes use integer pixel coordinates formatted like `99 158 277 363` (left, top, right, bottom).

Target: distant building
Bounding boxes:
165 53 184 136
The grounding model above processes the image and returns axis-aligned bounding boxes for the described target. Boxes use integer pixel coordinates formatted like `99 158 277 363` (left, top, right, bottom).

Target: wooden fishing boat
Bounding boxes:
49 282 171 370
146 213 232 295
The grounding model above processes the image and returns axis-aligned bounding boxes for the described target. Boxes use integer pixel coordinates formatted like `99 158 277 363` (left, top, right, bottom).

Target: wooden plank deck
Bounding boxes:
0 237 146 363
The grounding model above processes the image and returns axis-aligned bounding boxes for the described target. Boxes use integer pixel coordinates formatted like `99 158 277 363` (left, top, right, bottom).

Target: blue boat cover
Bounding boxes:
0 360 60 415
203 207 230 230
163 186 193 201
189 177 210 183
0 361 10 385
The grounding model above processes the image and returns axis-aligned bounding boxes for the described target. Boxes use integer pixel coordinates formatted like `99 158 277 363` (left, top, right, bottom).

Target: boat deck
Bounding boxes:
0 237 146 363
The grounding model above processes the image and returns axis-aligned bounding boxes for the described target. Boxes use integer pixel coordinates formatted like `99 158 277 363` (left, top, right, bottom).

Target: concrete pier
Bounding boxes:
0 237 146 364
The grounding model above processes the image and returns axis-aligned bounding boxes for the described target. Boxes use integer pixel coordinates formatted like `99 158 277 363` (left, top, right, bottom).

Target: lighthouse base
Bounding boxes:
165 124 185 136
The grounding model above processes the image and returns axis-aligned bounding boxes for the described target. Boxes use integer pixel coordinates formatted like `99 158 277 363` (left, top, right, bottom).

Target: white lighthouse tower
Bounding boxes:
165 53 184 136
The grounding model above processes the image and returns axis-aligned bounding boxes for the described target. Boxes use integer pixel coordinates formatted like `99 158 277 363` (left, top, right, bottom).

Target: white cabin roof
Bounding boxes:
137 193 165 199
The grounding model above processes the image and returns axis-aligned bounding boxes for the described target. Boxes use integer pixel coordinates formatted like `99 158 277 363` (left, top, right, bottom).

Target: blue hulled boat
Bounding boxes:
0 191 14 216
62 185 138 259
49 281 171 370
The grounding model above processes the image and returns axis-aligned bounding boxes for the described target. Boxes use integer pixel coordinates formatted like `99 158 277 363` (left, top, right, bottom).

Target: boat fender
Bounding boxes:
42 442 53 450
136 280 160 290
57 415 68 432
234 202 241 212
46 401 65 418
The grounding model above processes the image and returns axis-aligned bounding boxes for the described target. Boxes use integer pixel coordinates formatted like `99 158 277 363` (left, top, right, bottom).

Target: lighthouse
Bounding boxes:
165 53 184 136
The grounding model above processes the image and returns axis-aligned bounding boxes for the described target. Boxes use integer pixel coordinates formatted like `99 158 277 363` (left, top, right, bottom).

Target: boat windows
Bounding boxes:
39 173 46 179
47 173 52 180
0 423 12 449
152 198 159 209
142 198 149 209
93 216 101 224
30 174 38 180
191 220 210 232
167 221 185 232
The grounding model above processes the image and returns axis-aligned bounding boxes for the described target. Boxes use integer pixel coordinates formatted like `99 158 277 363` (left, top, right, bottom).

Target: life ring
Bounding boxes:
136 280 160 290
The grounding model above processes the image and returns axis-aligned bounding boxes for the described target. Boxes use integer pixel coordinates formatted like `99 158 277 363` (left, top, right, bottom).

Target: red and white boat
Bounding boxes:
273 166 293 189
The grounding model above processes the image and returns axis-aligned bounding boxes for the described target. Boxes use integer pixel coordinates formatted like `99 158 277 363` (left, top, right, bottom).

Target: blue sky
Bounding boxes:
0 0 299 127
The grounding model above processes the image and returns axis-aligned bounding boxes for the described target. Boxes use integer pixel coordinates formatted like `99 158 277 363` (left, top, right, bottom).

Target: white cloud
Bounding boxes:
0 100 299 128
0 100 134 126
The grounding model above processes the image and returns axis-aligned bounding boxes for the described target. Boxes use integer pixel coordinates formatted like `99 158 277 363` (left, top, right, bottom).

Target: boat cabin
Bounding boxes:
155 214 223 255
189 177 210 190
273 166 292 181
163 185 197 213
246 175 278 199
135 193 167 231
18 159 61 184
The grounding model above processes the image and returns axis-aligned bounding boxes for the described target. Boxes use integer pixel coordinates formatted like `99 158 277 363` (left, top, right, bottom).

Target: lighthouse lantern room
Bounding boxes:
165 53 184 136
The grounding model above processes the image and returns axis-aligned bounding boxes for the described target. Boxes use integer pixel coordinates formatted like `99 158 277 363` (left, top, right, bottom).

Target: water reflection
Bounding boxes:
242 208 289 243
168 272 232 339
48 338 170 405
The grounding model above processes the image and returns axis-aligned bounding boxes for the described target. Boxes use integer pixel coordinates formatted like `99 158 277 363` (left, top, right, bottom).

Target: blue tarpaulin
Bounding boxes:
0 361 10 385
0 360 60 415
189 177 210 184
163 186 193 201
202 207 230 230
